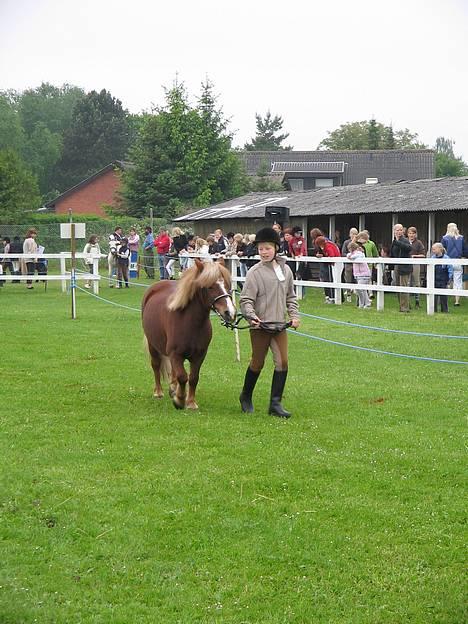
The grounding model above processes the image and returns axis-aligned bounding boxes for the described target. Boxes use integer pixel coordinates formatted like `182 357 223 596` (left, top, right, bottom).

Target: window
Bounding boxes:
288 178 304 191
315 178 334 188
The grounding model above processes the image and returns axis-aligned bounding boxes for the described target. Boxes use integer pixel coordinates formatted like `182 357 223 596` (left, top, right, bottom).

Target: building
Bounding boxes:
239 150 435 190
45 162 130 217
174 176 468 251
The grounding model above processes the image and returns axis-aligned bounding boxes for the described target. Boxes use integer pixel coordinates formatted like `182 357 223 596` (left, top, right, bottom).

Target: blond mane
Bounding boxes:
167 262 231 311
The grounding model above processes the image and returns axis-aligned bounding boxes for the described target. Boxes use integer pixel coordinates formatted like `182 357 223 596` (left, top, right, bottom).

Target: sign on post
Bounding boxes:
60 223 86 239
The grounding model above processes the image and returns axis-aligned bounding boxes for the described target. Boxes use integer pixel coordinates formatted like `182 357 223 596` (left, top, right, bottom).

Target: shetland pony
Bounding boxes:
142 259 236 410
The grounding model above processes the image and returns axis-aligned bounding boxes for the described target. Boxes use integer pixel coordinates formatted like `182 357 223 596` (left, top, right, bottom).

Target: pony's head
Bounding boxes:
168 259 236 322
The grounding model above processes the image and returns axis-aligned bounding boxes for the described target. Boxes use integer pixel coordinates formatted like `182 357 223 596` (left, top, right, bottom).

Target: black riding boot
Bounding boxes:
268 370 291 418
239 367 260 413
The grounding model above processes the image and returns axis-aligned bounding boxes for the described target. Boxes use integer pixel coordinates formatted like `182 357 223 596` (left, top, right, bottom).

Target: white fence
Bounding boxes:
0 253 102 293
226 255 468 316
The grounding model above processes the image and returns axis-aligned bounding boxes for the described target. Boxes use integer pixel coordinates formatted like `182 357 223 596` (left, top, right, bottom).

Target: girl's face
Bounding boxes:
258 243 276 262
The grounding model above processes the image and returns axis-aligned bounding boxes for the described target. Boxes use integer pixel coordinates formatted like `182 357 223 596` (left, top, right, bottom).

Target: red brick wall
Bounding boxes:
54 169 121 217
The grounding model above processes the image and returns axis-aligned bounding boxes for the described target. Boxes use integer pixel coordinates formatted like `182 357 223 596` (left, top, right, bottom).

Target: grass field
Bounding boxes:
1 278 467 623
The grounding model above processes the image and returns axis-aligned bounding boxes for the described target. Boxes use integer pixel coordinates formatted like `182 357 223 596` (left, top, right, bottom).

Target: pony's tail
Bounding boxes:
143 335 172 382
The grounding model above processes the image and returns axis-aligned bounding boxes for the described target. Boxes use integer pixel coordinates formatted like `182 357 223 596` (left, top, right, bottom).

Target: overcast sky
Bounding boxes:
1 0 467 160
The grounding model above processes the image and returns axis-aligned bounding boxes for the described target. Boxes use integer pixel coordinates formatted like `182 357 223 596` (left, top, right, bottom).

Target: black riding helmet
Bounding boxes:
255 227 281 250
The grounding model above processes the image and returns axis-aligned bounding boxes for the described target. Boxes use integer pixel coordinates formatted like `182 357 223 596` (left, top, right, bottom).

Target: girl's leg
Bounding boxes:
123 265 129 287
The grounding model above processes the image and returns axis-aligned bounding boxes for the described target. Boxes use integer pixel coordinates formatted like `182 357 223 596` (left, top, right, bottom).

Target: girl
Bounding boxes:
239 227 300 418
83 235 101 288
347 241 372 308
116 237 130 288
432 242 453 313
441 223 466 306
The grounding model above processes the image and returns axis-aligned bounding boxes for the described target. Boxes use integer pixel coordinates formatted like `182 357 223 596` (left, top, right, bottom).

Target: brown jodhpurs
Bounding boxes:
249 329 288 373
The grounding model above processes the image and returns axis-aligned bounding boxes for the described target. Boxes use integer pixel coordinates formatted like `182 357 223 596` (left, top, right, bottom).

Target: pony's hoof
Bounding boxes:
153 391 164 399
186 401 199 410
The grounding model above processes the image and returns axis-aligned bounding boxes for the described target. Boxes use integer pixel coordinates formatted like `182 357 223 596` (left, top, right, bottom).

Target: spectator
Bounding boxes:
128 227 140 276
154 227 171 280
431 242 453 313
441 222 466 307
239 227 300 418
290 226 307 280
142 226 155 279
2 237 13 278
390 224 412 313
342 227 358 302
9 236 22 281
166 227 188 279
207 235 217 255
282 228 296 279
213 228 229 254
23 228 38 289
407 226 425 309
356 230 379 288
244 234 258 269
83 235 101 289
227 233 247 277
347 241 372 308
315 235 341 303
116 237 130 288
108 226 123 285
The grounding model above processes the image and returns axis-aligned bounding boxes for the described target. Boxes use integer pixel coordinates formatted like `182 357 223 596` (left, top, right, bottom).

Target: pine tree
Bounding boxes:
244 111 292 151
367 118 380 150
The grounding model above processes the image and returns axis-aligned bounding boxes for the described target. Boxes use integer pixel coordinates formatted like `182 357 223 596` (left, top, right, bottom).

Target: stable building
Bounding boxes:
174 176 468 251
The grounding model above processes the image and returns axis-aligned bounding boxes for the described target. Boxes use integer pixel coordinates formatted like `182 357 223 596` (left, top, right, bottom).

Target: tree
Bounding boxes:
249 159 284 192
367 118 380 150
0 94 25 154
244 111 292 151
121 81 248 219
55 89 131 191
318 120 427 150
0 149 41 221
434 136 467 177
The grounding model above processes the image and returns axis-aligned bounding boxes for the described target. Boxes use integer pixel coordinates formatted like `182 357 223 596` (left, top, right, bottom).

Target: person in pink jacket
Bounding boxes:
347 241 372 308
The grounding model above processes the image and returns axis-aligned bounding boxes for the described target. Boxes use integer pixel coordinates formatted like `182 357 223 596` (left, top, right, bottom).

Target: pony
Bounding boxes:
142 259 236 410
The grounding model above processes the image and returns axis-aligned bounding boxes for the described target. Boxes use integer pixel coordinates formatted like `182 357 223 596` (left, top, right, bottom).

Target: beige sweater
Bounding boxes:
240 256 299 323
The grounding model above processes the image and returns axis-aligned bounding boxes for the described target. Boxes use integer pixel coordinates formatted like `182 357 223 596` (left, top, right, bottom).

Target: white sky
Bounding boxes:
1 0 467 159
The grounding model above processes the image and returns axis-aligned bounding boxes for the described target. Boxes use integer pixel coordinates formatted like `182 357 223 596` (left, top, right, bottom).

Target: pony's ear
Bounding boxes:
216 257 225 267
195 258 204 272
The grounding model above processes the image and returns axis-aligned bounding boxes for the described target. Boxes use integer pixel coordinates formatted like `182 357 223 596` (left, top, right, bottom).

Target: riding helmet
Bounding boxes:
255 227 281 249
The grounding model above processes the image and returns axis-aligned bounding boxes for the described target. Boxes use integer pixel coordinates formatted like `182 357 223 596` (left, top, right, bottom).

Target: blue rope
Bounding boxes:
299 311 468 340
75 285 141 312
288 328 468 365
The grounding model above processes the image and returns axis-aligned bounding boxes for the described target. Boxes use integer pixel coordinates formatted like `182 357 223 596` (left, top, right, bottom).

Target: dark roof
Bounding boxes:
174 177 468 221
271 161 345 174
45 161 131 207
238 149 435 185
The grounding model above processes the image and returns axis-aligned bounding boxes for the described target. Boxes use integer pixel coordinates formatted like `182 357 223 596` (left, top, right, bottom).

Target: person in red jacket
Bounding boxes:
289 226 308 279
154 227 171 280
315 235 341 303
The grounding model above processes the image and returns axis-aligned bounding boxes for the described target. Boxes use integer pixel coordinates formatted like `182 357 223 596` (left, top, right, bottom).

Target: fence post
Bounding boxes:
93 257 99 294
426 263 435 315
333 260 342 305
376 262 384 311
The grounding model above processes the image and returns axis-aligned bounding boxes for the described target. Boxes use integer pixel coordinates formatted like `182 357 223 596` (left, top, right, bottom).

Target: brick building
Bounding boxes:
45 162 129 217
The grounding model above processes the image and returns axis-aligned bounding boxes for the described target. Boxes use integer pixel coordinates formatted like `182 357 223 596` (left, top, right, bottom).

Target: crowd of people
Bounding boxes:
1 222 466 310
0 228 47 289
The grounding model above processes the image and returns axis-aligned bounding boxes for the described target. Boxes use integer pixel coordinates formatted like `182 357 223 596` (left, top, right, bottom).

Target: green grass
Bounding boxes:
1 279 467 623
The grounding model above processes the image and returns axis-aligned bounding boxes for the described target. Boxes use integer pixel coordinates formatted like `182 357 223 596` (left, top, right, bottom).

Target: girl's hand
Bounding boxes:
291 318 300 329
249 316 262 327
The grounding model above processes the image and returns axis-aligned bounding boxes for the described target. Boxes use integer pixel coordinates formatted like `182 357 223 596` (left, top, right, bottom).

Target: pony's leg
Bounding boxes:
148 346 164 398
186 354 206 410
169 354 187 410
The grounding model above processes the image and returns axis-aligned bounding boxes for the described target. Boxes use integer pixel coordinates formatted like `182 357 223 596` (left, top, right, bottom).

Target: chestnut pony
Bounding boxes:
142 259 236 410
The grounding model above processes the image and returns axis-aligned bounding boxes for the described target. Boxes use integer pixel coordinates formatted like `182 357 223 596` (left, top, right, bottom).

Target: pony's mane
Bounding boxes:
167 262 231 311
